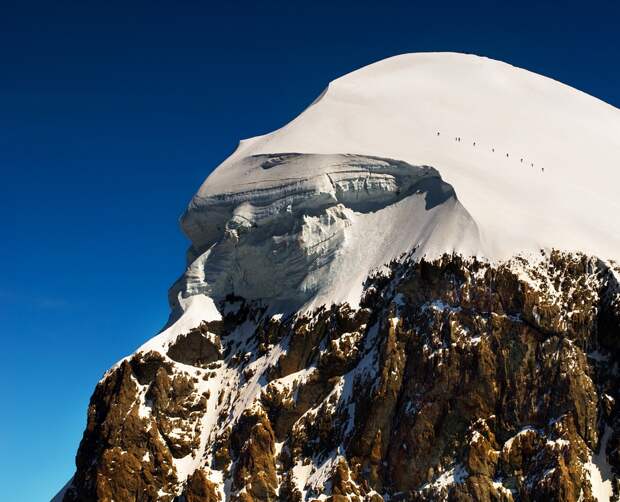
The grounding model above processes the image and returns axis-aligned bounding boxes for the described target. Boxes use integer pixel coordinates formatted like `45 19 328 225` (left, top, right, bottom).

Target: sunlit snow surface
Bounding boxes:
172 52 620 314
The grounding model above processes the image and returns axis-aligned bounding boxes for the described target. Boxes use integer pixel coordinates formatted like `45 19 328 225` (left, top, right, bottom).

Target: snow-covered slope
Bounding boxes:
174 52 620 313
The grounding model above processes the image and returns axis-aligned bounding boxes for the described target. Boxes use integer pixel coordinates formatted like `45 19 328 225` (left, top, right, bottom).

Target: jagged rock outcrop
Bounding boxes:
63 251 620 501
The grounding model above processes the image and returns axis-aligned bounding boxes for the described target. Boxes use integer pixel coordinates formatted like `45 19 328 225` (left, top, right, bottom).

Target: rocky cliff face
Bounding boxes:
62 251 620 502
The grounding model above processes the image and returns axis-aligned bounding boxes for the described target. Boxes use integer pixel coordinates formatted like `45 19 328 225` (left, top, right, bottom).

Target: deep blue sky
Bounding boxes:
1 1 618 500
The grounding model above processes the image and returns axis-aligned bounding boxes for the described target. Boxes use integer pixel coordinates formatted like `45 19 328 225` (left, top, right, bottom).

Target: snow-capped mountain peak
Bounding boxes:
60 53 620 502
173 52 620 313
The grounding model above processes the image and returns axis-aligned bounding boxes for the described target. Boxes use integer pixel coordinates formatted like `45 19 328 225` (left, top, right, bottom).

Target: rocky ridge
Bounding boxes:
62 250 620 502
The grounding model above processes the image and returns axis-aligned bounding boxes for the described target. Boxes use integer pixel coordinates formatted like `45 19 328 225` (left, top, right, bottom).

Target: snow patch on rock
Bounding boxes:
585 425 614 502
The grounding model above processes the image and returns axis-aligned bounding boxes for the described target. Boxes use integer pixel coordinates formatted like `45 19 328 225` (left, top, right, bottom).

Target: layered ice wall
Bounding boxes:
171 154 480 312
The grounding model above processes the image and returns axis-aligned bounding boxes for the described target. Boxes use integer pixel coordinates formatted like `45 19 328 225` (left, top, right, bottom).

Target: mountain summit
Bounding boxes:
59 53 620 502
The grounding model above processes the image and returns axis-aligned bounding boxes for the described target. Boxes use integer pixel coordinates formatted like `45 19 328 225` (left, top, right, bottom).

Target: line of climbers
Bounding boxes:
436 131 543 172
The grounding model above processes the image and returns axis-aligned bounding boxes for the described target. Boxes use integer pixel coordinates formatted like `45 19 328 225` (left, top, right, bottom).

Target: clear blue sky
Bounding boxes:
1 1 618 500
